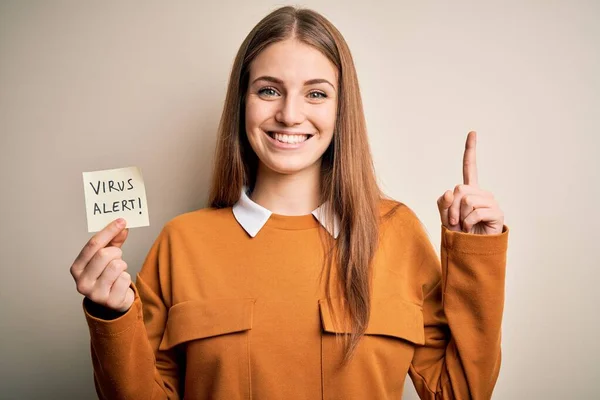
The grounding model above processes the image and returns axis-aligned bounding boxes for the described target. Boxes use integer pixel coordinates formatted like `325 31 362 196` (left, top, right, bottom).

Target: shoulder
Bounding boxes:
376 198 440 283
378 198 422 227
160 206 235 237
167 206 232 227
377 197 432 242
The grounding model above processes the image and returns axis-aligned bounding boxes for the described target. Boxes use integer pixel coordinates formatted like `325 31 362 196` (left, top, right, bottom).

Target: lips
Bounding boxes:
267 131 314 137
267 131 313 144
261 130 314 148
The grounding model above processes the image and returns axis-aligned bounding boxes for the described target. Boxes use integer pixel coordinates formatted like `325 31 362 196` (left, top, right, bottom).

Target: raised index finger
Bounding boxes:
463 131 479 186
71 218 126 274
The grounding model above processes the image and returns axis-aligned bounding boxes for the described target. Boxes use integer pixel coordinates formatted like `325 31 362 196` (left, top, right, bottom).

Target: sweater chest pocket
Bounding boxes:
158 298 256 399
319 297 425 400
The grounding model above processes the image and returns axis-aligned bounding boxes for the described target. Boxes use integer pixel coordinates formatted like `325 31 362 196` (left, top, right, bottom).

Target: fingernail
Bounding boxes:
450 218 456 225
116 218 125 227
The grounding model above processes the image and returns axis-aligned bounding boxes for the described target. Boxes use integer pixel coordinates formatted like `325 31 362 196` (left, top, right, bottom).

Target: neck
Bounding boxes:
250 161 322 215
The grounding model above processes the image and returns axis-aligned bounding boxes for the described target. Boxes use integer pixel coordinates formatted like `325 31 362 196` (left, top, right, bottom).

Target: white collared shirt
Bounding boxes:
232 188 340 238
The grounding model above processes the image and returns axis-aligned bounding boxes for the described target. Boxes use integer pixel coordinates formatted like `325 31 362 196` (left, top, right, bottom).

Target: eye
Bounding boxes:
308 91 327 99
257 87 280 97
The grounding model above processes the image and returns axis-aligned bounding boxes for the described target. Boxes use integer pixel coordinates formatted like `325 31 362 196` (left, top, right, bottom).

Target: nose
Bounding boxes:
275 95 305 126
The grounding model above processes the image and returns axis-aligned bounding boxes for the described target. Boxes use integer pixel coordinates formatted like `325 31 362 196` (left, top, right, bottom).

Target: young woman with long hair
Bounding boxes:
70 6 508 399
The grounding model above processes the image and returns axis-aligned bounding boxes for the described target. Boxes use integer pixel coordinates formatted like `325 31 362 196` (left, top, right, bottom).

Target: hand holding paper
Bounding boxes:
70 218 134 313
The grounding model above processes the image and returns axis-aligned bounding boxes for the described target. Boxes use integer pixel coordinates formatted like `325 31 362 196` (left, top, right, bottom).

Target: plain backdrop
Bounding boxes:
1 1 598 399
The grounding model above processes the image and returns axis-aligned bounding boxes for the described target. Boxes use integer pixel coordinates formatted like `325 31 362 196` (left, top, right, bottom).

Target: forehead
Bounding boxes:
249 39 337 84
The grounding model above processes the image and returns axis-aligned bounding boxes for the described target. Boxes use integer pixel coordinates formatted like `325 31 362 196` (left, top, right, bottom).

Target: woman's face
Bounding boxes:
245 39 338 176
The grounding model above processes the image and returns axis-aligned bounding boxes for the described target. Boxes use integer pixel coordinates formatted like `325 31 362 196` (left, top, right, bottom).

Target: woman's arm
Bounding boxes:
83 227 182 400
409 221 509 399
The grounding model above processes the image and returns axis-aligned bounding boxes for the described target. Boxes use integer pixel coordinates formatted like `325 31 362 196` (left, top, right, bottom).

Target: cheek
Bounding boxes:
311 104 337 134
245 98 274 129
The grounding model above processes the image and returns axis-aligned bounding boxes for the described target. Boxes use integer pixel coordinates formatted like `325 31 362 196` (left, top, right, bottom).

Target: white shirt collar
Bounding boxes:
232 187 340 239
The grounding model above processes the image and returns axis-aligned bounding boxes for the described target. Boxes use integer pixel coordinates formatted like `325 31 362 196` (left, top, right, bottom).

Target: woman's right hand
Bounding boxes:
70 218 134 313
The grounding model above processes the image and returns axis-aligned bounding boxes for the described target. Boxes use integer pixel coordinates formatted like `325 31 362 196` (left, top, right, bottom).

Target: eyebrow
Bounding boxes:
251 75 336 91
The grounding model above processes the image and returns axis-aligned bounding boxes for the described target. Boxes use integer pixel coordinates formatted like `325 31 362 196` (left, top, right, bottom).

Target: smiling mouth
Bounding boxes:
266 131 313 144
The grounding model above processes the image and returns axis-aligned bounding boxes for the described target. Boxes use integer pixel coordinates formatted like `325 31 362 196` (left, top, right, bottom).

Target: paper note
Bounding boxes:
82 166 150 232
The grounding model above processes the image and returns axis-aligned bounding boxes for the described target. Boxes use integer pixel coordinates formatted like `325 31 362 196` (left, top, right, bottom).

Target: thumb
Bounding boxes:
437 190 453 227
108 227 129 249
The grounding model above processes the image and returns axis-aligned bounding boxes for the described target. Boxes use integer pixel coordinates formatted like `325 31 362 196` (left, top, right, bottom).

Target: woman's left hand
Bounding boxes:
437 131 504 235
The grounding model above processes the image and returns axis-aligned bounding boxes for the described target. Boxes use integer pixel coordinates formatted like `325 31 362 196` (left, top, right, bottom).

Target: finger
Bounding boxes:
109 228 129 249
462 131 479 186
93 259 128 302
462 207 497 233
106 272 133 312
437 190 453 227
76 246 123 295
459 194 496 226
71 218 127 277
448 184 479 226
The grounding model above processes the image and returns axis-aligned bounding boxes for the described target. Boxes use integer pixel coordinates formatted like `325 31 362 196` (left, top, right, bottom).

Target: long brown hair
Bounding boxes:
208 6 395 359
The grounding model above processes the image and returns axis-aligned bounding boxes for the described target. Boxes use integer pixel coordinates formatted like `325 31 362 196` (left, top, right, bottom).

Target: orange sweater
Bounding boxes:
83 200 509 399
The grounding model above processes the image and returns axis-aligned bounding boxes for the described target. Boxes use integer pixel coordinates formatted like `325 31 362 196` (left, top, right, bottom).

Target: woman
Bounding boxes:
71 6 508 400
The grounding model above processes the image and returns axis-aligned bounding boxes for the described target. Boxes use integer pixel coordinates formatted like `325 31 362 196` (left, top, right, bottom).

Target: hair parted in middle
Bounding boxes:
208 5 400 360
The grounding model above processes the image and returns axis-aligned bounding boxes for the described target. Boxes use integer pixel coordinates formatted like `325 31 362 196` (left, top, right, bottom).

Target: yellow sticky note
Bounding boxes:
82 166 150 232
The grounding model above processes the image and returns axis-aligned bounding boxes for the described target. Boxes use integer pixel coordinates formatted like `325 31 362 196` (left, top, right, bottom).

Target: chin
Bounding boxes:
261 157 321 176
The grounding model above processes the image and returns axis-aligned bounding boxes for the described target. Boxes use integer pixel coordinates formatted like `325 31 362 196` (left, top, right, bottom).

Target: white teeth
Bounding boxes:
271 132 309 144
